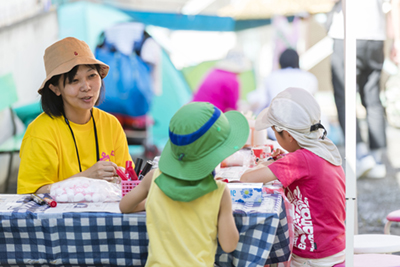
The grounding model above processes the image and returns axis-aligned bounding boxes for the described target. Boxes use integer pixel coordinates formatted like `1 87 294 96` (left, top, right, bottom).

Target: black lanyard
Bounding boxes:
64 110 99 173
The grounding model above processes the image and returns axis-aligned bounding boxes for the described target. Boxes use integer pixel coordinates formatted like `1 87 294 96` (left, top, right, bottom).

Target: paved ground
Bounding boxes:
353 124 400 236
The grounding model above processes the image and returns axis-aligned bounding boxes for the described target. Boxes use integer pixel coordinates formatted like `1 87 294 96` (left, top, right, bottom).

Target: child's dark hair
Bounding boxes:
40 64 105 118
273 126 284 137
279 48 299 69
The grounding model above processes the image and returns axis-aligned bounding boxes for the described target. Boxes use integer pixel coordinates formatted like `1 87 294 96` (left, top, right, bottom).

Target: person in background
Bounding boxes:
241 87 345 267
248 48 320 140
120 102 250 266
17 37 132 194
328 0 400 178
192 47 252 112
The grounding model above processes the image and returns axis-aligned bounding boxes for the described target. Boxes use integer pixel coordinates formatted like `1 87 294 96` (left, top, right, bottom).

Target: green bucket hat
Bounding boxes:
156 102 249 202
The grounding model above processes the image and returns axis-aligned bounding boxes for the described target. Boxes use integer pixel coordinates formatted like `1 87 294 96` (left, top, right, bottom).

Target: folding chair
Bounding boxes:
0 73 22 192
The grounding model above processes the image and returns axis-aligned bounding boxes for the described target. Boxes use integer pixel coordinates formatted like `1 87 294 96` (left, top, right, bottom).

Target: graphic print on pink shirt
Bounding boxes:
287 186 315 252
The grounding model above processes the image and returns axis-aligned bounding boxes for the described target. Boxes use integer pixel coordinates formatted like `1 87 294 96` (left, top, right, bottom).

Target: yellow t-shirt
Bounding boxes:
145 169 226 267
17 108 132 194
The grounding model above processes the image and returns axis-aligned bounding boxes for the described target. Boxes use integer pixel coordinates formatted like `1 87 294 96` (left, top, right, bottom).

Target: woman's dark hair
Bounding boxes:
279 48 299 69
41 64 105 118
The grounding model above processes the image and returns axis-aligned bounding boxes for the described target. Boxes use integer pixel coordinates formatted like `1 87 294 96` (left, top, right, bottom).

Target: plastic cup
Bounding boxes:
252 147 263 158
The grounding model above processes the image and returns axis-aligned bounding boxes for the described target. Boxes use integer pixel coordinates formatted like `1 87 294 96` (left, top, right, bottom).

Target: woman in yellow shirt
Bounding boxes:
17 37 132 194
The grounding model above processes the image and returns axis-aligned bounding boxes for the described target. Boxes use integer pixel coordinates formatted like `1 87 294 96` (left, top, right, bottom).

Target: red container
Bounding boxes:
252 147 263 158
121 180 141 197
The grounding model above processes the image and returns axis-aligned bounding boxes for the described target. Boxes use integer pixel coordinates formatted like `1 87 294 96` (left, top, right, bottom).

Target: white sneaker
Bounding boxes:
366 163 386 179
356 155 376 179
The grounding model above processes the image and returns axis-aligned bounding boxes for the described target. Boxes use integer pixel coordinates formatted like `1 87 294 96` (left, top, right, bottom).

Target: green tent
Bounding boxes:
150 51 192 149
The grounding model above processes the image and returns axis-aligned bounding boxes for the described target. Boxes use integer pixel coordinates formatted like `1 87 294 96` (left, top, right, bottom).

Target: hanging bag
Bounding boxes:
95 43 153 117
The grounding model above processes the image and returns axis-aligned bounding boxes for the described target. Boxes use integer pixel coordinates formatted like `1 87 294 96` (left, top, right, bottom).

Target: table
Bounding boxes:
0 193 291 267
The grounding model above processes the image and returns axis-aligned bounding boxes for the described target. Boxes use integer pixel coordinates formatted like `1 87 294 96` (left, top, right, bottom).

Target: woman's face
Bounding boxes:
50 65 101 121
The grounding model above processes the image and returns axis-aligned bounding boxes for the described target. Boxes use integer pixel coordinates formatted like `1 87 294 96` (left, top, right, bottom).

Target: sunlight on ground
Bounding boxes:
397 172 400 188
387 126 400 169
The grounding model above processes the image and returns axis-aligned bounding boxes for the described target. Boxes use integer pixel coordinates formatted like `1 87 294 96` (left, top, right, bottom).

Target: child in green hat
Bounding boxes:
120 102 249 266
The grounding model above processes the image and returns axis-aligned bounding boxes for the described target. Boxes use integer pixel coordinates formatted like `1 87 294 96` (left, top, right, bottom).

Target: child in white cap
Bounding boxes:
120 102 250 266
241 87 345 267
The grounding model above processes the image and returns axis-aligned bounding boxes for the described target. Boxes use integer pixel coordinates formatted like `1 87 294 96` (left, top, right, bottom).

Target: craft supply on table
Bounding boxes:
50 177 121 203
134 158 143 175
227 183 263 203
31 194 57 207
121 180 141 197
116 168 128 181
152 156 160 169
220 149 252 168
215 166 248 182
243 111 268 147
125 160 138 180
138 160 154 180
251 144 273 160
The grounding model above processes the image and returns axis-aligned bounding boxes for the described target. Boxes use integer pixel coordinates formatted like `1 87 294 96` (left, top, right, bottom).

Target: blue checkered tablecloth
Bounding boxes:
0 193 290 267
216 193 291 267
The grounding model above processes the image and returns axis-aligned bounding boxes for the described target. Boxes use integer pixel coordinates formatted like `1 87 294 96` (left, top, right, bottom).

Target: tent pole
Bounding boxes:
343 0 357 266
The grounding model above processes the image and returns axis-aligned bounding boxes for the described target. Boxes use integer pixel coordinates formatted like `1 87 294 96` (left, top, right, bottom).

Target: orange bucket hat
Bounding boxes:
38 37 109 94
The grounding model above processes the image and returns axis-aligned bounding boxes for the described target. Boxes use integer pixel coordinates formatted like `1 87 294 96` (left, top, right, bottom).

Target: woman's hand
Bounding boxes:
78 161 119 181
36 184 52 194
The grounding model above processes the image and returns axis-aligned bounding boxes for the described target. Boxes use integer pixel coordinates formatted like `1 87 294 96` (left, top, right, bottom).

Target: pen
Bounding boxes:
134 158 143 175
138 160 154 180
31 194 57 208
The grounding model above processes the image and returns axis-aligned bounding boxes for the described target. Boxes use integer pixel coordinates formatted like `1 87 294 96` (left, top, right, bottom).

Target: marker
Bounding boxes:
116 168 128 181
128 168 139 180
139 160 154 180
134 158 143 175
125 161 138 180
138 173 144 180
31 194 57 208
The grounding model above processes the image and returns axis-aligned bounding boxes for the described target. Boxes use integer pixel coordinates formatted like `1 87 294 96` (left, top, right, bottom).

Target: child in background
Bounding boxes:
120 102 249 266
241 87 345 267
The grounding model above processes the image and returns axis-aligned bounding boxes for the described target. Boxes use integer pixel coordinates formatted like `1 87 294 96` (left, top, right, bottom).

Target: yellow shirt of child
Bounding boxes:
145 169 226 267
17 108 132 194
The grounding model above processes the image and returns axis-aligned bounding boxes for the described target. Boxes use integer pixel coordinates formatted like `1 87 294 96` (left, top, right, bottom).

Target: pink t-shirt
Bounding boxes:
192 69 239 112
268 148 345 259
